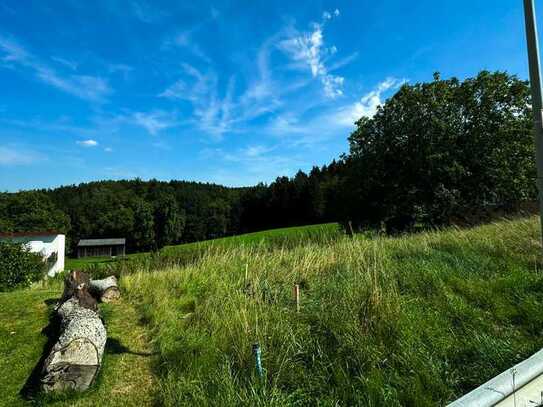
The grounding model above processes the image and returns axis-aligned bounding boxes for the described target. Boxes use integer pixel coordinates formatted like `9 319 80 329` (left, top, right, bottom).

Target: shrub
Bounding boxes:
0 241 46 291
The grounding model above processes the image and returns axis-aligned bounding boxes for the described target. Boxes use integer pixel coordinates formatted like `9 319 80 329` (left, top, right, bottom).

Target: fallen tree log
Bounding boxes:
90 276 120 303
41 271 107 392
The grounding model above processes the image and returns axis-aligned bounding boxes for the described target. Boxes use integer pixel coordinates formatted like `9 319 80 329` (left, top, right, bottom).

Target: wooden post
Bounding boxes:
346 221 354 237
294 284 300 312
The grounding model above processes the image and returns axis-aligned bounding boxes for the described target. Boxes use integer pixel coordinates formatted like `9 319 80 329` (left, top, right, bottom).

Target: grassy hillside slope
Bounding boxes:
2 217 543 406
66 223 341 271
124 216 543 406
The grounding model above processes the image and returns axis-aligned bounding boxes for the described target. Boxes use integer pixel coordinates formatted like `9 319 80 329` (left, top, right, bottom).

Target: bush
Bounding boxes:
0 241 46 291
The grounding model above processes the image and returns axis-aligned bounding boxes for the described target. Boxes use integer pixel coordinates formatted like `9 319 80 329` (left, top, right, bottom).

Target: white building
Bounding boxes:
0 232 65 277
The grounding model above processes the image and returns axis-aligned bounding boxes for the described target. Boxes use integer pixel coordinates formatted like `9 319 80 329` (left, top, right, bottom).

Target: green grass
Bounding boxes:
0 280 156 407
3 217 543 406
66 223 342 276
65 256 120 270
122 216 543 406
160 222 341 257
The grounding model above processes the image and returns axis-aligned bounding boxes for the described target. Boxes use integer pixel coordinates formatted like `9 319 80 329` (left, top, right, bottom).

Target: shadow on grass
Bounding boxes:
106 337 156 357
19 299 61 401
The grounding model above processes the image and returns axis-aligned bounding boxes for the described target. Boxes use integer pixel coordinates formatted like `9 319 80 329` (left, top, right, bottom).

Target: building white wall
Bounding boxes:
1 234 65 277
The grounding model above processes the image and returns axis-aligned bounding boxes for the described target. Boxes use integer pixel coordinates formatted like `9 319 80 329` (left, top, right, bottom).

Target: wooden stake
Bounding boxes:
347 221 354 237
294 284 300 312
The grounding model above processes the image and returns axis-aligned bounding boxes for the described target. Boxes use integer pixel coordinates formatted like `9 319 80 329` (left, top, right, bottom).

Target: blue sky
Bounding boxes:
0 0 538 191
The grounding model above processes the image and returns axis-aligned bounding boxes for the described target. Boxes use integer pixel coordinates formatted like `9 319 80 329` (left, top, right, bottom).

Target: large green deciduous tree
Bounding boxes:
345 71 536 231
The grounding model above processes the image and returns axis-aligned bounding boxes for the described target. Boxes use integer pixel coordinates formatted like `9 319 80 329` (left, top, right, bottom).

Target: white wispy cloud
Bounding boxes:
162 6 221 63
0 35 111 102
323 9 340 20
37 68 111 101
77 139 98 147
104 147 113 152
0 146 44 165
237 32 295 118
242 145 275 158
2 110 179 139
0 36 29 64
159 63 236 139
168 31 211 63
158 32 311 140
267 113 308 136
278 10 345 98
335 77 406 126
158 11 356 140
51 56 78 70
158 79 186 99
132 110 178 135
201 144 305 186
262 77 406 148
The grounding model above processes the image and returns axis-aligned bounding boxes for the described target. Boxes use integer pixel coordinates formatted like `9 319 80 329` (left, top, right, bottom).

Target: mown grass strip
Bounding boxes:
0 285 156 406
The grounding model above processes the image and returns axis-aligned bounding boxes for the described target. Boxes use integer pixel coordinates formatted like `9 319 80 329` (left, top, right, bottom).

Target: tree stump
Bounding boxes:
41 271 107 392
90 276 120 303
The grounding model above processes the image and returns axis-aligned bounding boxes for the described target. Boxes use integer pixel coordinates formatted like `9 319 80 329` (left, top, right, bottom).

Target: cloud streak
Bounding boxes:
159 63 237 139
335 77 406 126
0 35 111 102
0 146 44 165
278 10 345 98
263 77 406 148
77 139 98 147
132 110 178 135
201 144 306 186
158 20 344 140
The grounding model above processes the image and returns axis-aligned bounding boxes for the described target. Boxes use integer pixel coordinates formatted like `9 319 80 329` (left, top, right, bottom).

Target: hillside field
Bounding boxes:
2 217 543 406
65 223 342 271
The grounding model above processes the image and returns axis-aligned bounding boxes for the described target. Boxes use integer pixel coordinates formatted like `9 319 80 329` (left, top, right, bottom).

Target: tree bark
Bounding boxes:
41 271 107 393
90 276 120 303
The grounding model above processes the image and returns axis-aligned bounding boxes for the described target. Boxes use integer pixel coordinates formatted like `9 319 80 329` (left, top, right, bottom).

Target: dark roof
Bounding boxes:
78 238 126 247
0 231 63 237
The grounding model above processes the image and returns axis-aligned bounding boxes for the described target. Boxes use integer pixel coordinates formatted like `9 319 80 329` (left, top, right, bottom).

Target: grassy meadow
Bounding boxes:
2 217 543 405
65 223 342 277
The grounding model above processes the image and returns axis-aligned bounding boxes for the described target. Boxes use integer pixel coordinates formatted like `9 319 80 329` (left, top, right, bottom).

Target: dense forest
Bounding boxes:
0 71 537 254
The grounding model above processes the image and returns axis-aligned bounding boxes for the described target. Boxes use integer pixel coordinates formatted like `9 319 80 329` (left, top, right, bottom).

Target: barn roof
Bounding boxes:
78 238 126 247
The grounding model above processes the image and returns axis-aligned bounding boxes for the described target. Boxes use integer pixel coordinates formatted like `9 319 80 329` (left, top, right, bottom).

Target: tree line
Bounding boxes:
0 71 537 254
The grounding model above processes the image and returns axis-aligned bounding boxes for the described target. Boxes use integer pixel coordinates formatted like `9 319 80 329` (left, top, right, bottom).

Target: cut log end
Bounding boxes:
90 276 120 303
101 287 121 302
42 364 99 392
